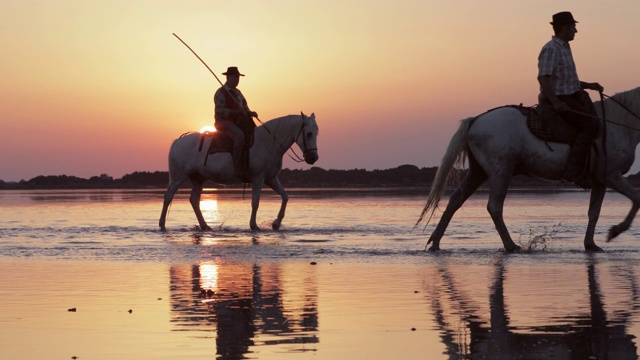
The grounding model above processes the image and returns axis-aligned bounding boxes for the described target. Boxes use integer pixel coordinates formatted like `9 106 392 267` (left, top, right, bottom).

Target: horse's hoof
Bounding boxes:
585 244 604 252
272 221 281 231
504 245 521 253
201 225 212 231
251 226 261 231
607 226 622 242
427 244 440 252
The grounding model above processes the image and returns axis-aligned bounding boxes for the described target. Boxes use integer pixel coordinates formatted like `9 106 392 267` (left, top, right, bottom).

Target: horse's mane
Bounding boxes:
601 86 640 124
258 114 303 140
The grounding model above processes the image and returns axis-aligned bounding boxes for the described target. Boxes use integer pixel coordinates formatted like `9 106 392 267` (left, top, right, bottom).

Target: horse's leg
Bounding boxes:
159 176 186 231
584 184 606 252
250 176 265 231
604 174 640 242
189 177 211 230
265 177 288 230
427 160 487 251
486 173 520 252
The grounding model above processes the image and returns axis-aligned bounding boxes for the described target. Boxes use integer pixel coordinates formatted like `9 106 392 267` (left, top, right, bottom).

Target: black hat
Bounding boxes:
222 66 244 77
551 11 578 25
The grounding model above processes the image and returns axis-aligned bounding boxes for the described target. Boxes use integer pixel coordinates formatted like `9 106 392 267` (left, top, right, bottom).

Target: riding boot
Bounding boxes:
563 133 594 189
232 145 244 180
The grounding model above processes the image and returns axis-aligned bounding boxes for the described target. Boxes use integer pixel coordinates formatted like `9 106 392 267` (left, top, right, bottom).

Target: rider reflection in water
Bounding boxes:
537 11 603 189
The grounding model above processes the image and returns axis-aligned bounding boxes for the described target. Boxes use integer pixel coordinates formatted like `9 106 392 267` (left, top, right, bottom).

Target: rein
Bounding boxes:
567 92 640 131
566 91 640 181
602 93 640 120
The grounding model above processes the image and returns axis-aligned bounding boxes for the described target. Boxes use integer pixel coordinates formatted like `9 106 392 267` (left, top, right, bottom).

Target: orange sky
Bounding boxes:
1 0 639 181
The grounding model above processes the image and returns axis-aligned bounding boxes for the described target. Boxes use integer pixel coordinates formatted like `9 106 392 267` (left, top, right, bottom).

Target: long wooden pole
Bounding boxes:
172 33 224 87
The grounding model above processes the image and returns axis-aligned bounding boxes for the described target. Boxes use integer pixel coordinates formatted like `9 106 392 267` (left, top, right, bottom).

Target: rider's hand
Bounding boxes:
592 82 604 93
584 82 603 92
250 111 258 118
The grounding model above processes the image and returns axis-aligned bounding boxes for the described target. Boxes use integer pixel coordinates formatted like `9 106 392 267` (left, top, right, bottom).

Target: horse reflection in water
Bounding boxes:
424 259 639 359
169 260 319 358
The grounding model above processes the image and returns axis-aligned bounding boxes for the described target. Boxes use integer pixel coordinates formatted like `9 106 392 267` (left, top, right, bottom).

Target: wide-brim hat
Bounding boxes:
222 66 244 77
550 11 578 25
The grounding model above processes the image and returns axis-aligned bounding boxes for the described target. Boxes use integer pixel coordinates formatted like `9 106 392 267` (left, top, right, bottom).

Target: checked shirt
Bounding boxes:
538 36 581 96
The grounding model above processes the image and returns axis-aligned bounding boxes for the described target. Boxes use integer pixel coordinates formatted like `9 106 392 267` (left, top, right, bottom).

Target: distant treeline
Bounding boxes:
3 164 640 190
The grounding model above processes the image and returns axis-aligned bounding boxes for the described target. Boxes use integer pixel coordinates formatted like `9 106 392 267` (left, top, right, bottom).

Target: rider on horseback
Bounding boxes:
214 66 258 179
537 11 603 189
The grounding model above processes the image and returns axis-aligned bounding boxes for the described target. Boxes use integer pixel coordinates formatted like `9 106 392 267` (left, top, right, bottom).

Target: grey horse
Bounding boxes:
418 87 640 252
160 113 319 231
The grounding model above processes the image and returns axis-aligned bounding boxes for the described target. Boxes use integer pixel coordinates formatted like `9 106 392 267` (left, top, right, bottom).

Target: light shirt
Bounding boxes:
538 36 581 96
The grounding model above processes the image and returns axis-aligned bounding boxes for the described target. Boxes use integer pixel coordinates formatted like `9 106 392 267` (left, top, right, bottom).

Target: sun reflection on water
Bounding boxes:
200 198 221 228
199 263 219 292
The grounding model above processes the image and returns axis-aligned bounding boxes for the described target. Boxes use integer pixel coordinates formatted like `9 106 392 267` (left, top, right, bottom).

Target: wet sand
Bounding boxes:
3 252 640 359
0 259 449 359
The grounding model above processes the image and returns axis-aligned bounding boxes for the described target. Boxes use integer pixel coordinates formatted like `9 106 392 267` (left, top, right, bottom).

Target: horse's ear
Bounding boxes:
300 111 306 119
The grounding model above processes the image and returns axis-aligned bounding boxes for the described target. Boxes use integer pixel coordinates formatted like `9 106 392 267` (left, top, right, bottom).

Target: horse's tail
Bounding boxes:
415 117 474 229
166 134 190 185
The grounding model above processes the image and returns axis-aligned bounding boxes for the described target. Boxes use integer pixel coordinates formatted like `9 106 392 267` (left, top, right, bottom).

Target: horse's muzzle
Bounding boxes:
304 151 318 164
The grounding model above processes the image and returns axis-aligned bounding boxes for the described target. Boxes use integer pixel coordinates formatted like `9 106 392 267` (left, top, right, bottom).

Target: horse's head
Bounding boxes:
296 112 319 164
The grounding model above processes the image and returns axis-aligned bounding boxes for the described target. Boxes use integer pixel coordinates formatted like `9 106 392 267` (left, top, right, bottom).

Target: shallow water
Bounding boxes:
1 188 640 359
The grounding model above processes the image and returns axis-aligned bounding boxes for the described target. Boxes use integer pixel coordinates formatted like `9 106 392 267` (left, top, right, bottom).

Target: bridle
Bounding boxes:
258 112 317 163
288 113 318 163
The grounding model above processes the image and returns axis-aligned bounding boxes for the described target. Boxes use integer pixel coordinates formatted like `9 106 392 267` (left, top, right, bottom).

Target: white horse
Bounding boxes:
418 87 640 252
159 113 319 231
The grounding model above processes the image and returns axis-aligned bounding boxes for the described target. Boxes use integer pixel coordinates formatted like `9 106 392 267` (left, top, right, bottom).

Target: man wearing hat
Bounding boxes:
214 66 258 179
538 11 603 189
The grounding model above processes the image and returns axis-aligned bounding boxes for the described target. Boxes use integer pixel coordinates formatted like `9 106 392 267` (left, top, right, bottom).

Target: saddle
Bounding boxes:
198 116 256 155
198 124 255 182
524 94 580 144
198 131 234 154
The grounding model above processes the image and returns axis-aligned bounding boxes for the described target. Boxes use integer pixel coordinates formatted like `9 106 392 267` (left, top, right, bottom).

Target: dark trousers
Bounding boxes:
557 90 600 181
215 120 245 147
215 120 246 174
557 90 600 138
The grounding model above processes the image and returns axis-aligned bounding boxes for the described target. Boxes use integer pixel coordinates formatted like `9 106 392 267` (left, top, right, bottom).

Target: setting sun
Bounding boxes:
200 125 216 134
